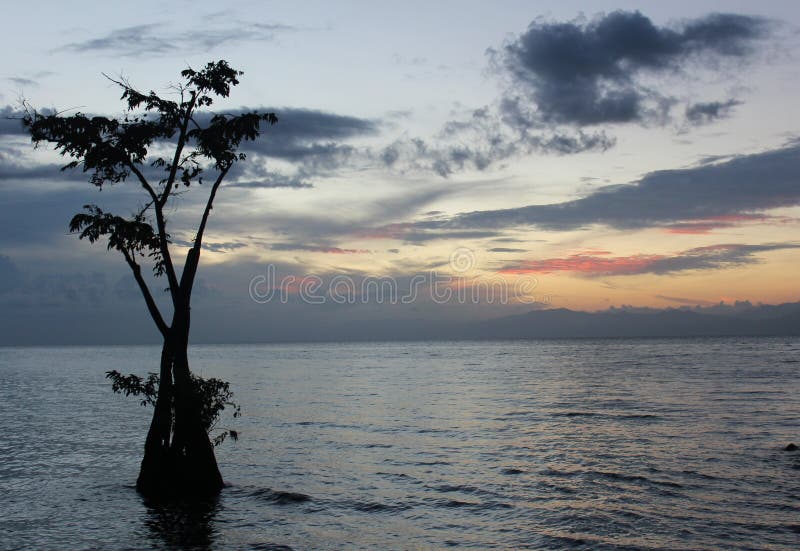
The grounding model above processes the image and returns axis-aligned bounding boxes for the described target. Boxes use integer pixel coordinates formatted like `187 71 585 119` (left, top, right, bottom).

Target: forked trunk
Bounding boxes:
136 313 223 498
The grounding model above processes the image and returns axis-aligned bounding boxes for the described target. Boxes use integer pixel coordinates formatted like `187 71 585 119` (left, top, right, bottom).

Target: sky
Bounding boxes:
1 1 799 343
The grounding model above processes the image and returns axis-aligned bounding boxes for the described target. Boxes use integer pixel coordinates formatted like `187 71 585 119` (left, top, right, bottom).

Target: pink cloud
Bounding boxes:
500 253 665 275
662 214 774 234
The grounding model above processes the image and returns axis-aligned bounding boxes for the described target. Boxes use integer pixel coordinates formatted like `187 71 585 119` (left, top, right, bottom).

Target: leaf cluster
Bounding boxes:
69 205 166 275
106 369 241 446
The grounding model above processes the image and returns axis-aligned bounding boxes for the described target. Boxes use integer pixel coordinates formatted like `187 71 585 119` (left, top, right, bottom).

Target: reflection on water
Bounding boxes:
143 495 220 550
1 338 799 549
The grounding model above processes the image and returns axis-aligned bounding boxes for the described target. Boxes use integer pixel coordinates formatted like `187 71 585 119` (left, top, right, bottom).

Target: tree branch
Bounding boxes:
179 166 230 298
160 91 197 208
127 162 180 302
121 249 170 337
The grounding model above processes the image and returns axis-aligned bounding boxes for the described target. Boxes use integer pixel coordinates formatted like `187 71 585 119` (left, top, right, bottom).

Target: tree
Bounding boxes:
22 61 277 497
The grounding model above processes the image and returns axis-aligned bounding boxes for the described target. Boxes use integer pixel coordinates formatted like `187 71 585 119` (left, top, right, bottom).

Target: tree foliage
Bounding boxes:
106 370 241 447
22 60 277 298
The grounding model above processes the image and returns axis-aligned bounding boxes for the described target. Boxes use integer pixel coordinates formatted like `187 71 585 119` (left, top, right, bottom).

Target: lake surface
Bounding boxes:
1 338 799 550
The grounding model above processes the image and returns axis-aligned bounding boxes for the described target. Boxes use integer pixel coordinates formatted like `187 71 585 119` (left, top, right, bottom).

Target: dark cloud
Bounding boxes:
488 247 527 253
1 103 376 191
685 99 742 125
6 77 38 88
434 143 800 232
500 242 800 277
496 11 770 126
252 108 378 145
60 22 295 57
213 107 378 180
0 159 88 183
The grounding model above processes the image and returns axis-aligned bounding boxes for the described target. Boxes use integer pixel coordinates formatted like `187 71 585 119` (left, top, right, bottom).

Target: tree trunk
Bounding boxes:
136 342 175 495
170 344 224 495
136 313 224 498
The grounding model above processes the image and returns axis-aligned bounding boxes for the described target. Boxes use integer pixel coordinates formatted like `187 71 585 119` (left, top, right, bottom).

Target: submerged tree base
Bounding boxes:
137 459 224 499
106 368 239 498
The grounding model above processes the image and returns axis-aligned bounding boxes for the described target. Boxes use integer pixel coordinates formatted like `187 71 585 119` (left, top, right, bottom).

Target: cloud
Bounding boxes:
1 103 376 190
269 243 370 254
253 108 378 145
354 222 501 243
495 11 771 126
6 77 38 88
684 99 742 125
216 107 379 182
4 71 54 90
432 143 800 232
0 158 88 183
656 294 717 306
172 239 247 253
488 247 527 253
378 108 614 177
60 21 295 57
499 242 800 277
661 214 773 234
226 163 313 189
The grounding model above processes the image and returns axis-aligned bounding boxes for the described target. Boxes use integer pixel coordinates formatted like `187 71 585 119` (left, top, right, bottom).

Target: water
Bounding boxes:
1 338 799 550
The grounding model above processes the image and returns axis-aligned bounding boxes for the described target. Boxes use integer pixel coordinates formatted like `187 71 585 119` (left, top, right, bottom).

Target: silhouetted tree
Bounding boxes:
23 61 277 497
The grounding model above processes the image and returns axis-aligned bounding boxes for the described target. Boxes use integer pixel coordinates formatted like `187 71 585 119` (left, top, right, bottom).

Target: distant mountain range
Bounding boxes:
297 301 800 342
468 302 800 340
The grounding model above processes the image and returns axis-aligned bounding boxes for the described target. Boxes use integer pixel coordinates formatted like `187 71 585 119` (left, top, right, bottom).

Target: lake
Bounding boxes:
1 338 799 549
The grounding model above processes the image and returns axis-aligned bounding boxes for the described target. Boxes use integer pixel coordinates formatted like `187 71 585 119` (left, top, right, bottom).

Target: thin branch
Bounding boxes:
159 91 197 208
127 162 180 301
126 162 159 205
121 249 170 337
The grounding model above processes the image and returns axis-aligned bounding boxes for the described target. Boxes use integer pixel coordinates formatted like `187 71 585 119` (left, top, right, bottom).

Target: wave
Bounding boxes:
551 411 661 420
248 544 294 551
247 488 311 505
